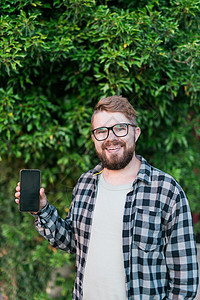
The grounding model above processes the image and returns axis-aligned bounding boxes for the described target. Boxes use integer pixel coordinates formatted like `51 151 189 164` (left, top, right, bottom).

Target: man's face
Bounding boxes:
91 111 140 170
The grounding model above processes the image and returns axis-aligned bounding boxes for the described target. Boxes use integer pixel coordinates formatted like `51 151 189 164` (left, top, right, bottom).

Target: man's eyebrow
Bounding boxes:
95 126 107 129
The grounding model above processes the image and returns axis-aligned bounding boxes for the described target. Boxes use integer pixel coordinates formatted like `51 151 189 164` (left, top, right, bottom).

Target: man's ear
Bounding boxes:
135 127 141 143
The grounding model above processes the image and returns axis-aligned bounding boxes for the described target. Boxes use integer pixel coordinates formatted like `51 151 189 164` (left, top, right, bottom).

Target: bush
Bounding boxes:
0 0 200 298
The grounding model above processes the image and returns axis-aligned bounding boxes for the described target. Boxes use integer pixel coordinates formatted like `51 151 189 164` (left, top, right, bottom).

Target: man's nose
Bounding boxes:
107 128 117 140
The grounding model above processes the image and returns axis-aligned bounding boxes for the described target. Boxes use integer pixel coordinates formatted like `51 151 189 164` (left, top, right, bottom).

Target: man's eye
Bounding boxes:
96 128 107 134
115 125 126 132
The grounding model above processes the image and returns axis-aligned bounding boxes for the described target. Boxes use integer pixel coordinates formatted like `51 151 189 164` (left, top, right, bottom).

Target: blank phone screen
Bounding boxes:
20 169 40 212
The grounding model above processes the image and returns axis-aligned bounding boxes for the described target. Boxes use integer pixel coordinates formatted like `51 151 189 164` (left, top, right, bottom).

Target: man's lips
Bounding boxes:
102 141 125 152
105 145 121 151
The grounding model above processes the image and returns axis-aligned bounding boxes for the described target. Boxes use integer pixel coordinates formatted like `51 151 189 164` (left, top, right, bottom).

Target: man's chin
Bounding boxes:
104 164 125 171
97 144 135 170
99 155 133 170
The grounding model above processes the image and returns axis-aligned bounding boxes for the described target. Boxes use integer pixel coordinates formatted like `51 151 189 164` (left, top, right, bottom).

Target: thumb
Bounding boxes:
40 187 46 199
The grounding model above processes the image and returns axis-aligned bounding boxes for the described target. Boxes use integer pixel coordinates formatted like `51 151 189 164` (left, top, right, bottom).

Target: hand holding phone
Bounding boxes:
15 169 47 212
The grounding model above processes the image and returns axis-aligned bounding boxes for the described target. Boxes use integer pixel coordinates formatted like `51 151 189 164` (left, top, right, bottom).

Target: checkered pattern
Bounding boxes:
34 156 199 299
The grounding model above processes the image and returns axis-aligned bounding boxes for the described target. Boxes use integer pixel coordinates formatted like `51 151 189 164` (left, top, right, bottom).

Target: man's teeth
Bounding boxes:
107 146 120 150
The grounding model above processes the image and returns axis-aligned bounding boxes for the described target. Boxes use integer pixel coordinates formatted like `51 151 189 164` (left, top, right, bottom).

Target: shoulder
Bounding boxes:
72 163 103 193
143 159 190 217
138 156 187 209
150 164 185 197
78 163 103 182
138 155 181 193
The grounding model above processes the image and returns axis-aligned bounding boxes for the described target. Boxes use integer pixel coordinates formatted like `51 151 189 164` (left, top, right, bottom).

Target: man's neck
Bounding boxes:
102 155 141 185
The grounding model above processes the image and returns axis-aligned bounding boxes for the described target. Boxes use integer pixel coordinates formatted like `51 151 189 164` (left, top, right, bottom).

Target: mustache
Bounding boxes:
102 140 125 150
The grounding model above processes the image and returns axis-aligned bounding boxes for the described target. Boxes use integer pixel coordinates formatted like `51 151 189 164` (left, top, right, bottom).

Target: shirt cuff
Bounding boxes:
30 200 51 220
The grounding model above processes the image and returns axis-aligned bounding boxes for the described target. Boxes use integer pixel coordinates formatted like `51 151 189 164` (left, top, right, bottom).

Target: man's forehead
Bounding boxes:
92 111 130 127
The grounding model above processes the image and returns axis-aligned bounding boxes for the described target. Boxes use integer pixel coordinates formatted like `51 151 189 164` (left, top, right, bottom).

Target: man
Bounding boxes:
15 95 199 299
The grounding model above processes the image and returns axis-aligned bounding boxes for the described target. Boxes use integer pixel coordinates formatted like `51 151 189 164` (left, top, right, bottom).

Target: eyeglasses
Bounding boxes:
91 123 136 141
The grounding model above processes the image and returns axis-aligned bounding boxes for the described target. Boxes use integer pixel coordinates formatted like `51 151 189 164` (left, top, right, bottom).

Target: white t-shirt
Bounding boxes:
83 173 132 300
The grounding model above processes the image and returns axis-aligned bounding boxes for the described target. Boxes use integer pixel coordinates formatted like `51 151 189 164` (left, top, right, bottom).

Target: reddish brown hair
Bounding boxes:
91 95 137 129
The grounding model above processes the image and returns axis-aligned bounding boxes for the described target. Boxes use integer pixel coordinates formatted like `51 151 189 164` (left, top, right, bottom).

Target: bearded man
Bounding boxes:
15 95 199 300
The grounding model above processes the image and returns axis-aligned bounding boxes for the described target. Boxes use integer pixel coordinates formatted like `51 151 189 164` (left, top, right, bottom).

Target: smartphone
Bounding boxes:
20 169 40 212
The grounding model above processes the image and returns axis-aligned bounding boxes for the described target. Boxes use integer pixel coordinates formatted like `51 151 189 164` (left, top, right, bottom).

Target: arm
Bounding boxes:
33 199 76 254
165 191 199 299
15 182 76 254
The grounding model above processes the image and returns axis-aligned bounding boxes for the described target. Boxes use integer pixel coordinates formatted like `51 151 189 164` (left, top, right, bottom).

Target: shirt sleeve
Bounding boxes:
32 196 76 254
165 189 199 299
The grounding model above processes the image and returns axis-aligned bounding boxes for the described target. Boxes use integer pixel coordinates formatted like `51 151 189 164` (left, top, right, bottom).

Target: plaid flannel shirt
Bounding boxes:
34 156 199 300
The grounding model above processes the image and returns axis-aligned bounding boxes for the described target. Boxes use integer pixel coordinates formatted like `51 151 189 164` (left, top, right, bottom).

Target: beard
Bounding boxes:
96 138 135 170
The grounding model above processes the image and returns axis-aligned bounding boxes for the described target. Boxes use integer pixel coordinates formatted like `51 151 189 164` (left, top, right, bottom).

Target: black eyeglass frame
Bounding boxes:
91 123 137 141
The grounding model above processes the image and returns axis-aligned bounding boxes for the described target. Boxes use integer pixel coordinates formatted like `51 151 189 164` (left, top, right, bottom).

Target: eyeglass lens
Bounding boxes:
94 124 128 141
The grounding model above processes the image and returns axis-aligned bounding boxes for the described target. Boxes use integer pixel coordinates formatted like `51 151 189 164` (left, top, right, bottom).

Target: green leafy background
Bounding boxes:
0 0 200 298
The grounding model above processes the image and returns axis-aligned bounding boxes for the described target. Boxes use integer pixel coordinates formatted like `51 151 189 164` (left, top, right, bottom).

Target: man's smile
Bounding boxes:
105 145 122 153
102 140 125 151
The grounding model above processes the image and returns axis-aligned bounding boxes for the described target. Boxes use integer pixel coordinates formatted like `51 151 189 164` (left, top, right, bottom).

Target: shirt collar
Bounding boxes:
135 155 152 185
92 163 103 177
92 155 152 185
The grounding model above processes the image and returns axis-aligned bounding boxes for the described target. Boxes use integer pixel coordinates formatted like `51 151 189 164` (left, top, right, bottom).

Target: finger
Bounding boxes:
15 199 19 204
40 188 46 198
16 185 20 192
15 192 20 198
17 182 20 187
